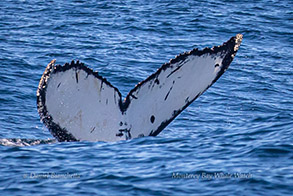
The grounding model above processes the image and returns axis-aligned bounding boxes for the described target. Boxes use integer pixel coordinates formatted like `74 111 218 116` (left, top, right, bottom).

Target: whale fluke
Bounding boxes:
37 34 243 142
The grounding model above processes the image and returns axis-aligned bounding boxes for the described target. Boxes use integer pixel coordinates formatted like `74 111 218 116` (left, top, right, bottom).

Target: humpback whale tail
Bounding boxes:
37 34 243 142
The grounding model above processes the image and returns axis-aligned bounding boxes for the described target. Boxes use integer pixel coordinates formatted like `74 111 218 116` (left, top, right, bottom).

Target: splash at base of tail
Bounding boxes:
0 138 56 147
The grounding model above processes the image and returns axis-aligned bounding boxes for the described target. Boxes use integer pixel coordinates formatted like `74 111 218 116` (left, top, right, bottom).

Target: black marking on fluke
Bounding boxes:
166 60 185 78
164 80 175 101
37 35 243 142
75 71 79 83
150 115 155 123
116 128 132 139
130 94 138 99
90 127 96 133
154 79 160 85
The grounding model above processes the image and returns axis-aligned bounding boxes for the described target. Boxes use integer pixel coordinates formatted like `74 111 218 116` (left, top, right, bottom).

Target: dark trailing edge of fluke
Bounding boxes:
37 34 243 142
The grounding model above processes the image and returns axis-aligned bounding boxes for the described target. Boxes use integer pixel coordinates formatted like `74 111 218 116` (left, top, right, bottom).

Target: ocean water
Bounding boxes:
0 0 292 195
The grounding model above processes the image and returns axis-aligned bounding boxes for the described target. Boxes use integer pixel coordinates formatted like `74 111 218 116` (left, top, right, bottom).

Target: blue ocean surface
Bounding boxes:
0 0 292 195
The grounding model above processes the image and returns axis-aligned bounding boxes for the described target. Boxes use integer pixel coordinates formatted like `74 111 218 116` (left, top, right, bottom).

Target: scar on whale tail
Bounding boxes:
37 34 243 142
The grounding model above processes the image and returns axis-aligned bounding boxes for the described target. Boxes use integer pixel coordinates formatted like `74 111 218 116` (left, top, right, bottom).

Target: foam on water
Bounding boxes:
0 138 57 147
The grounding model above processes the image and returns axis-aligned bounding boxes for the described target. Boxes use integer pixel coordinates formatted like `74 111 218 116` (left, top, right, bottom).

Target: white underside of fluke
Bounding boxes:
126 54 223 138
37 34 243 142
46 69 124 142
